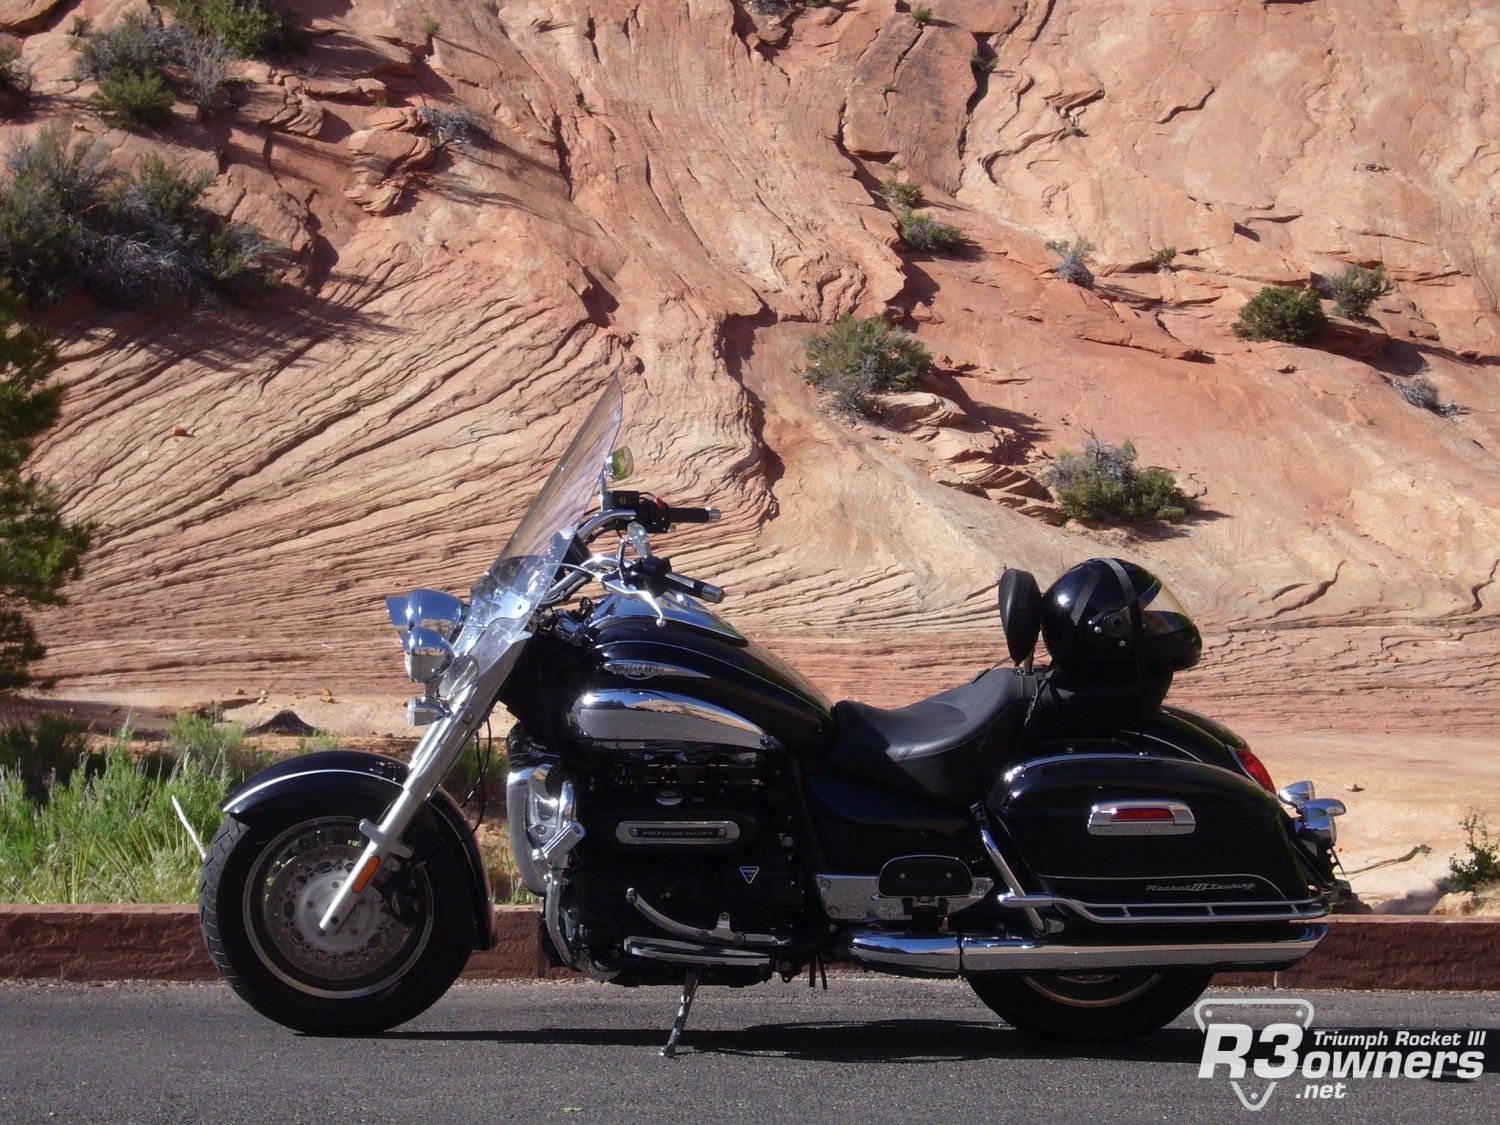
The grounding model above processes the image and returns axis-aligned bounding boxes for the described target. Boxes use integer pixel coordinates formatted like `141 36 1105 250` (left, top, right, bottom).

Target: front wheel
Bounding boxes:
968 971 1212 1041
199 807 470 1035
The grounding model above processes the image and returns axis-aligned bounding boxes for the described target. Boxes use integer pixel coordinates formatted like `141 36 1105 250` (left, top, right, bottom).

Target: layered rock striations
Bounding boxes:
4 0 1495 733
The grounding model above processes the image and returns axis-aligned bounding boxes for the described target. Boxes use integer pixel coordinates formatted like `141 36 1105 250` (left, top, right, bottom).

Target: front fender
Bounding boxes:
225 750 495 951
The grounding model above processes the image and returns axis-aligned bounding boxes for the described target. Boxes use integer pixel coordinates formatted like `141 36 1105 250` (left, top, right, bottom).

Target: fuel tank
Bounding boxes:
570 592 834 752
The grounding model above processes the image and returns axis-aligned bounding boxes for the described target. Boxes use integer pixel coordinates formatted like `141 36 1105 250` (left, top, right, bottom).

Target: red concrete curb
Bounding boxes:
0 907 1495 989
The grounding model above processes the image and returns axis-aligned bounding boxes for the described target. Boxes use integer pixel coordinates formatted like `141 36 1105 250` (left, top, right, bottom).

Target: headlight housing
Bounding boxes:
388 589 466 684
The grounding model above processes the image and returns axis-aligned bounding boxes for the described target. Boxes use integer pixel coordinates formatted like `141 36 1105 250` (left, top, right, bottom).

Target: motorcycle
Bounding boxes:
199 377 1350 1050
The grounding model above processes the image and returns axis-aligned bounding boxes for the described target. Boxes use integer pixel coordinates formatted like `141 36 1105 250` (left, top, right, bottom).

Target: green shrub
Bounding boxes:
71 11 173 84
1045 238 1095 287
0 129 114 303
879 175 922 209
0 144 277 307
1328 263 1393 318
1045 436 1192 526
1232 285 1327 343
1151 247 1177 272
802 314 931 417
93 68 176 129
1447 811 1500 892
165 709 245 759
422 15 442 39
897 208 963 254
0 715 95 803
970 49 996 74
0 734 241 903
162 0 278 58
0 35 32 113
912 5 934 26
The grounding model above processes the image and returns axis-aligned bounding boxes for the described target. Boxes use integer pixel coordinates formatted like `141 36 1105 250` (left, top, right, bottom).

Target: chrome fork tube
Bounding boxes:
315 706 485 935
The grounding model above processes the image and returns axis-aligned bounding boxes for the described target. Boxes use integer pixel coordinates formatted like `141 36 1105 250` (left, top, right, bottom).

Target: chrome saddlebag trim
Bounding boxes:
995 892 1330 925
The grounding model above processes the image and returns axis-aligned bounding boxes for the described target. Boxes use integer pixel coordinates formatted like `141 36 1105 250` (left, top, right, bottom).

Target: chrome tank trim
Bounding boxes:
815 873 995 922
569 688 777 750
839 926 1328 977
586 591 746 644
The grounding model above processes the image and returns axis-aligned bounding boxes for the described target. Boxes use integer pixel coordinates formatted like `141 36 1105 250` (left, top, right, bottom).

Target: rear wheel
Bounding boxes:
968 971 1212 1041
200 807 470 1035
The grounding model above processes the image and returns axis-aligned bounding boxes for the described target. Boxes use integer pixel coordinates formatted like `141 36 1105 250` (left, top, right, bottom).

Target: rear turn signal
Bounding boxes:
1234 748 1277 795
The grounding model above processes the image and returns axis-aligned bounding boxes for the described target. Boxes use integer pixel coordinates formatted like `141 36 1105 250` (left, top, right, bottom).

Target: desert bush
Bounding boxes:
1045 436 1192 526
176 27 236 111
1328 263 1393 318
421 15 442 39
897 208 963 254
1232 285 1326 343
876 171 918 210
1447 811 1500 892
0 128 112 303
0 36 32 113
161 0 278 58
802 314 932 417
970 49 997 74
417 104 482 151
71 11 174 84
911 6 934 27
0 715 95 803
0 135 275 307
1151 247 1177 272
1392 375 1461 419
94 65 176 129
1045 238 1095 287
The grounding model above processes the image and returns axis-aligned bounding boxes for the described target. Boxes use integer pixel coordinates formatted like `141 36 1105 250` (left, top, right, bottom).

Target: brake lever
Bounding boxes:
601 575 666 626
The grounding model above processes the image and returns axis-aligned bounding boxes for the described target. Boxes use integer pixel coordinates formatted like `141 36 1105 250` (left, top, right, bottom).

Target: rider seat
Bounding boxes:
829 666 1031 808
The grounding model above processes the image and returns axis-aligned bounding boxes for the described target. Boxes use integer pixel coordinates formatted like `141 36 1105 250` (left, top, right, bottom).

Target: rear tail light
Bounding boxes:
1234 747 1277 795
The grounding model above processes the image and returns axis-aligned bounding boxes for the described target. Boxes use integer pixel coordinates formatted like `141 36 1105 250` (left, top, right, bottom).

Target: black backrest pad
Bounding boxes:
997 568 1042 666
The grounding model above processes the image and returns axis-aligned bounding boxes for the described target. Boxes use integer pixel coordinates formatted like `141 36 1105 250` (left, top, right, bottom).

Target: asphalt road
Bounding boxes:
0 979 1494 1124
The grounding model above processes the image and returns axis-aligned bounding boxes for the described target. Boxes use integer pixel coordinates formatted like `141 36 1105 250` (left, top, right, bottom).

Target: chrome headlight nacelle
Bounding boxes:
386 588 466 638
387 588 466 685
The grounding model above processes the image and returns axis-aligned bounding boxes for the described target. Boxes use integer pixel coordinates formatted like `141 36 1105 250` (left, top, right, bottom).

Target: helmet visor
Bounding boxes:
1138 576 1194 636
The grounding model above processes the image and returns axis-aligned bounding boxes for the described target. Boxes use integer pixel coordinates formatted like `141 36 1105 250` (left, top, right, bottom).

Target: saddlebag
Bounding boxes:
992 753 1318 919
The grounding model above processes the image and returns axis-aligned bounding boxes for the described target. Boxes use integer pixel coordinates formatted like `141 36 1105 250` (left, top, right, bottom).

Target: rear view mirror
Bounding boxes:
606 447 634 482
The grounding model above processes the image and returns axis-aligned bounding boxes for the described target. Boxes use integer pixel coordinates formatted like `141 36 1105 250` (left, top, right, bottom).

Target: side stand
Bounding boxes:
661 967 703 1058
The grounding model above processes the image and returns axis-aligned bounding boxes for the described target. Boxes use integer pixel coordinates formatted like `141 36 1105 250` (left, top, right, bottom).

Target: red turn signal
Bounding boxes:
1235 748 1278 795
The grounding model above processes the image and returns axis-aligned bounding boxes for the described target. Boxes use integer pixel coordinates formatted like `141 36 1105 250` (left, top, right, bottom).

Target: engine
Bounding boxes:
562 747 806 963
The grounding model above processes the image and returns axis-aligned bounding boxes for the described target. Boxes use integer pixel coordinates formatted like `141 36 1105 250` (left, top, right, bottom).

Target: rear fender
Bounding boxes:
224 750 495 950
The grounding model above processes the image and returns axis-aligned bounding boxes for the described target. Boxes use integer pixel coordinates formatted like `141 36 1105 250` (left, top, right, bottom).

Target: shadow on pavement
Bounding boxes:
380 1019 1210 1065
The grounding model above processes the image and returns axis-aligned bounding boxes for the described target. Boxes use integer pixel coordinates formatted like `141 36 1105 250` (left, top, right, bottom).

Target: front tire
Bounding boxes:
968 971 1212 1041
199 807 470 1035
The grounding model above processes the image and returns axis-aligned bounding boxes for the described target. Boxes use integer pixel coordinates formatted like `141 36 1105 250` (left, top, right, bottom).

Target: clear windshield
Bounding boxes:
435 378 623 702
472 376 623 610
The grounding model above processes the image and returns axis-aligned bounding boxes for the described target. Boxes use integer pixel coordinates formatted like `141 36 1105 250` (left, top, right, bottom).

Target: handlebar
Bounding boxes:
662 570 725 604
663 506 721 526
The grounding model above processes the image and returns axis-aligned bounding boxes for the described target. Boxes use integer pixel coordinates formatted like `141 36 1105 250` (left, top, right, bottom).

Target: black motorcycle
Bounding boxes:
199 378 1349 1050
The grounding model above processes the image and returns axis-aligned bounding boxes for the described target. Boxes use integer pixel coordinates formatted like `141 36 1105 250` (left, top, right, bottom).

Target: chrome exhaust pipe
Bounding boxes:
840 926 1328 977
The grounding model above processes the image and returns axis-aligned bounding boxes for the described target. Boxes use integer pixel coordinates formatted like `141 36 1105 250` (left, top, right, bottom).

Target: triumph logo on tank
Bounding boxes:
1195 998 1490 1111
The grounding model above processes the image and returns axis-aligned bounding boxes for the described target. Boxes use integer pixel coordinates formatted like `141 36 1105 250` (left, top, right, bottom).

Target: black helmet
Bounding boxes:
1040 558 1201 674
